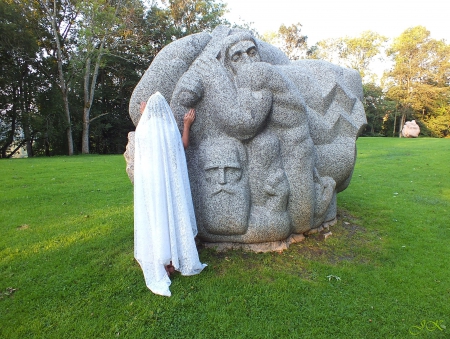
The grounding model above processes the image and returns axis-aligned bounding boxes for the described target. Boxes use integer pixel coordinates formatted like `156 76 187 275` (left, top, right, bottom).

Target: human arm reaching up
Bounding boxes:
140 101 195 149
139 101 146 115
182 108 195 149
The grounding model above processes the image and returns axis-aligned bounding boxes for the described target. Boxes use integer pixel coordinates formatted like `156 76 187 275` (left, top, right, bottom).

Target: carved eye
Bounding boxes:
231 52 241 62
205 166 219 184
248 48 257 57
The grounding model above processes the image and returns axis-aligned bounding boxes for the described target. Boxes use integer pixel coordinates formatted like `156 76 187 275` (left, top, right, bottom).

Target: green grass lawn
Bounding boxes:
1 138 449 338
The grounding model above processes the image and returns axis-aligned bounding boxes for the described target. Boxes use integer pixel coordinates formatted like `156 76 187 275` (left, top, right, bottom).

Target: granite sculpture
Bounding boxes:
402 120 420 138
124 25 367 250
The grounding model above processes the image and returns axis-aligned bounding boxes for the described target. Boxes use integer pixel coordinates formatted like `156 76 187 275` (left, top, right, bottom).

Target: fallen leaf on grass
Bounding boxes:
327 275 341 281
1 287 17 299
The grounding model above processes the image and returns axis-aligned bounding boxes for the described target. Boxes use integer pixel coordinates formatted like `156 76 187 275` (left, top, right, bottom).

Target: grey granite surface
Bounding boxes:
125 26 367 248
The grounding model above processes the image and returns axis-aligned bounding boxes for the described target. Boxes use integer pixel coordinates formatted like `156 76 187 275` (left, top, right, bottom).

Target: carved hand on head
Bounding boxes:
176 71 204 107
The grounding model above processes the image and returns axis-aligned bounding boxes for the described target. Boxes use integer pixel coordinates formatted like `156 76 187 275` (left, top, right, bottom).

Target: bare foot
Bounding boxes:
165 262 175 276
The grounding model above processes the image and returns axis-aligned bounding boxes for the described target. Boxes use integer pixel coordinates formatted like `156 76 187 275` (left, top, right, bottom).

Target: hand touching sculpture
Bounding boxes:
139 101 147 115
140 101 195 149
182 108 196 149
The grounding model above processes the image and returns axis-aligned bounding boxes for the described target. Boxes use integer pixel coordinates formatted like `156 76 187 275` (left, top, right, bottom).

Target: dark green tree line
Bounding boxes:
3 5 449 158
0 0 227 157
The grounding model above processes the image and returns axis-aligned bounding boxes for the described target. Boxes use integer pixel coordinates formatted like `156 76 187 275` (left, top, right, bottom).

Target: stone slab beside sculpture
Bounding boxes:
402 120 420 138
124 26 367 251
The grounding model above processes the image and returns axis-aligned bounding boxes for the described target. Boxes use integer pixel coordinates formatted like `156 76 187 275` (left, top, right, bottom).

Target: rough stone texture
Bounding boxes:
402 120 420 138
124 132 135 184
202 233 306 253
125 26 367 248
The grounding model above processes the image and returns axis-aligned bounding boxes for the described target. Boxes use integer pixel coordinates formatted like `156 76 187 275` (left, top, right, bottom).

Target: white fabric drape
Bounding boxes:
134 92 206 297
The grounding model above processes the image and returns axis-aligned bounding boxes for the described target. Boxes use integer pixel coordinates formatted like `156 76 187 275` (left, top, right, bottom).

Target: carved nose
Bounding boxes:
218 168 227 185
242 54 252 63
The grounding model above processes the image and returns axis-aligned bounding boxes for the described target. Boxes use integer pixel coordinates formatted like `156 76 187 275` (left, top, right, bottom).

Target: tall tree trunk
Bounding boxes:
392 111 397 137
82 57 91 154
23 122 34 157
22 67 34 157
1 113 16 158
43 0 74 155
44 128 50 156
399 112 406 138
63 90 74 155
82 39 105 154
26 139 33 157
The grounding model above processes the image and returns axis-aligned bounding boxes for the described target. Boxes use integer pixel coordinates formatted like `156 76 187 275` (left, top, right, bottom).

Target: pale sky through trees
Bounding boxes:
224 0 449 45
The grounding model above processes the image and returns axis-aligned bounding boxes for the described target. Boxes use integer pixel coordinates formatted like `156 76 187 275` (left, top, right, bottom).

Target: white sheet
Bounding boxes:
134 92 206 297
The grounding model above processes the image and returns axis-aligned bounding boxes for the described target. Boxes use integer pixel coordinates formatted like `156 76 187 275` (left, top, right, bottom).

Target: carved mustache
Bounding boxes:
210 186 237 196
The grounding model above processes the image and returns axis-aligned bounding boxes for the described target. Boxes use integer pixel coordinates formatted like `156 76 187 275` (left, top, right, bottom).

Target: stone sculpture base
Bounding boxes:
202 218 337 253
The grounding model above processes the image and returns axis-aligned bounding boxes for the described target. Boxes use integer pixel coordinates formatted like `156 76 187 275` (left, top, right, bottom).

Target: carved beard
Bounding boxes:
199 181 250 236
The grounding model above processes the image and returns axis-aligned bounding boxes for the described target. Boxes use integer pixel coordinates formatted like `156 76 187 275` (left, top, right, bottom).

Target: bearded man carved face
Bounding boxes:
197 137 250 236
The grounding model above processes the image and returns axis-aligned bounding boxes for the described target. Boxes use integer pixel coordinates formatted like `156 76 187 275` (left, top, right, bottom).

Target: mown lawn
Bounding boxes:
1 138 449 338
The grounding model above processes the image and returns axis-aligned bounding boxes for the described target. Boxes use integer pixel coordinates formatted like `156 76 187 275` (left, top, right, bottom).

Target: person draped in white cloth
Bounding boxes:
134 91 206 297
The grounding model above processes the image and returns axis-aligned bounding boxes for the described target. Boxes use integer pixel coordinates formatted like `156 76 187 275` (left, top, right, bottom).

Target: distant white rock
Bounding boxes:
402 120 420 138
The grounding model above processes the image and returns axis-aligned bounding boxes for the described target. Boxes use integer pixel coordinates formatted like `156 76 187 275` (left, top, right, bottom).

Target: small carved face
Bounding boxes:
205 165 242 186
202 146 243 195
227 40 260 75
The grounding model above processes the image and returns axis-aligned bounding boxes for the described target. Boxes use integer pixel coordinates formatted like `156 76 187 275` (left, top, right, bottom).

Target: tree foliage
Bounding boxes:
310 31 388 83
0 0 47 157
277 23 307 60
0 0 227 157
164 0 228 35
2 8 450 158
260 23 312 60
362 83 397 136
385 26 450 137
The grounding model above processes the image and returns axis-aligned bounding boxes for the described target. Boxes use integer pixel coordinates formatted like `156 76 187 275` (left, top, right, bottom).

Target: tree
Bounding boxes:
338 31 388 82
362 83 396 136
163 0 228 36
385 26 450 137
0 0 45 158
277 23 308 60
259 23 313 60
307 38 341 63
309 31 387 83
38 0 78 155
77 0 147 154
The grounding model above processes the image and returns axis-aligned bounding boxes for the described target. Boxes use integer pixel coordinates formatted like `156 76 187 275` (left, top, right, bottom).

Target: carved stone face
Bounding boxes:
227 40 260 75
198 138 250 236
203 148 242 194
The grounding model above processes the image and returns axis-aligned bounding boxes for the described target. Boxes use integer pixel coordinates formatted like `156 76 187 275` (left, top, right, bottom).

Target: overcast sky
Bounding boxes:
224 0 449 45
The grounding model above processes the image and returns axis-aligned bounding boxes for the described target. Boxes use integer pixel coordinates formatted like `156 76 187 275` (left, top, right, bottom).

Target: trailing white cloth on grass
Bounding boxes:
134 92 206 297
